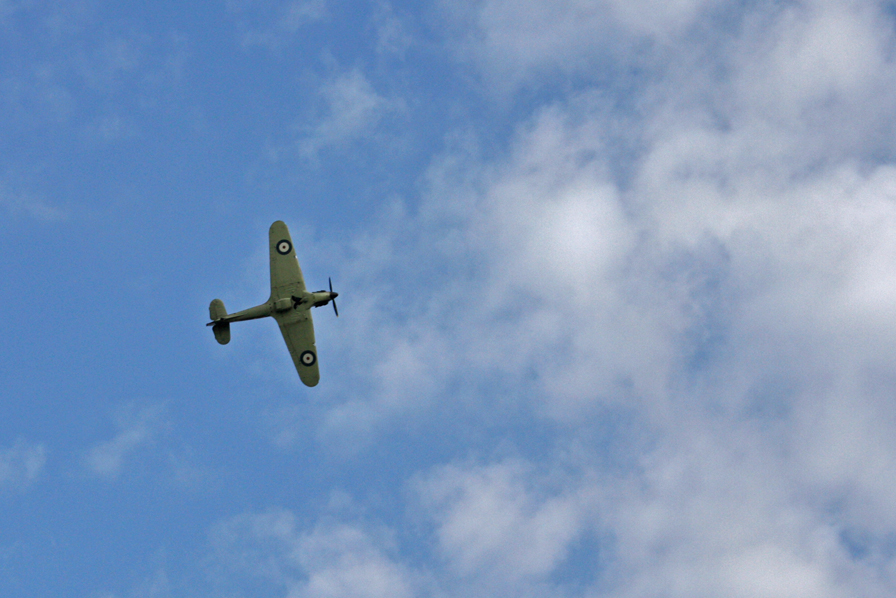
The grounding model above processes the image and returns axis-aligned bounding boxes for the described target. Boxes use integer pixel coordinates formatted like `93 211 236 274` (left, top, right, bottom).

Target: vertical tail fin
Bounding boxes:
209 299 230 345
209 299 227 321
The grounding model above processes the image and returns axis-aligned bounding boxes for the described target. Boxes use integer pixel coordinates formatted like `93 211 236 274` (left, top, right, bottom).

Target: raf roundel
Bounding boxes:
276 239 292 255
300 350 316 367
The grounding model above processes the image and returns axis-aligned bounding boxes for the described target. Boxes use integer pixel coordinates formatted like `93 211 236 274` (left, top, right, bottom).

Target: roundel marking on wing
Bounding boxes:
300 350 316 366
277 239 292 255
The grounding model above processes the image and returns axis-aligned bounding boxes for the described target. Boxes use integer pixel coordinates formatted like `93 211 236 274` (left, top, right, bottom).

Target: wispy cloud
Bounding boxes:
94 568 172 598
84 404 167 478
372 2 415 59
210 509 416 598
227 0 328 50
0 176 66 221
438 0 712 96
416 459 595 590
298 67 404 159
0 7 190 144
0 438 46 489
0 191 66 221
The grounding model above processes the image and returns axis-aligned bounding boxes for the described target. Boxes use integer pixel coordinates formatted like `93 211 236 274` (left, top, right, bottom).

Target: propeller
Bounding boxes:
329 277 339 317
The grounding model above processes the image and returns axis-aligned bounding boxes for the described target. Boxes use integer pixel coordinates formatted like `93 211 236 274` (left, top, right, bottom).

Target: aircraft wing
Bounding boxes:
269 220 306 299
275 310 320 387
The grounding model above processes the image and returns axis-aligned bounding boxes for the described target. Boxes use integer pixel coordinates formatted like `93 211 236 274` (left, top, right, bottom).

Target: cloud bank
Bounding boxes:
249 1 896 596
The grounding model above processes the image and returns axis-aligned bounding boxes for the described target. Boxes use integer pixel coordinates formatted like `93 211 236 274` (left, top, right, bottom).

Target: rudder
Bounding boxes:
209 298 227 321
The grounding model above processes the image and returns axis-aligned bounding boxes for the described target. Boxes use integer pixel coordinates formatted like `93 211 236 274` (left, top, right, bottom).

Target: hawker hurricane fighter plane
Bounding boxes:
207 221 338 387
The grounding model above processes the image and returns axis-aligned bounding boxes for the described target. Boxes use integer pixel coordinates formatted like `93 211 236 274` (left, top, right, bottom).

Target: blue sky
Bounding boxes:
4 0 896 596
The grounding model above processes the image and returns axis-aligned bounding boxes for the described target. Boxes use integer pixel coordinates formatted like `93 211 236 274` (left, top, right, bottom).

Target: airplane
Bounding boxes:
206 220 338 387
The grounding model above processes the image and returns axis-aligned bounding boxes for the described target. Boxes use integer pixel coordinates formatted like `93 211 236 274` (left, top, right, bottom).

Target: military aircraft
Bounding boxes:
206 220 338 387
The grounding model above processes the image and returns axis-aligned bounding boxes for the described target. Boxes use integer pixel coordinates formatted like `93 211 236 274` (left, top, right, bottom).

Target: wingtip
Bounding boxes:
300 374 320 387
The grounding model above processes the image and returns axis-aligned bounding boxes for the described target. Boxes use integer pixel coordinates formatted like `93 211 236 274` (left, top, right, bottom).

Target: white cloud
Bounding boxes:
0 185 66 220
84 113 140 141
439 0 726 95
0 438 46 489
0 9 192 149
792 369 896 528
372 2 414 58
85 404 167 477
95 569 173 598
292 523 415 598
227 0 328 49
415 459 594 588
439 0 613 93
210 509 417 598
735 2 893 111
0 66 74 129
606 0 720 35
298 68 403 159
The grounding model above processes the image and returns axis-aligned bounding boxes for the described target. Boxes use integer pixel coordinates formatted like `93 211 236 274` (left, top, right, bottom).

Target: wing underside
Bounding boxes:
269 221 322 386
269 220 306 300
276 311 320 387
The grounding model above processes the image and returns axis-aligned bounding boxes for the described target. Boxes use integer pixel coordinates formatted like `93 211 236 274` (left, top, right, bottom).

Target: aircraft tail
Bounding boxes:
209 299 231 345
209 299 227 321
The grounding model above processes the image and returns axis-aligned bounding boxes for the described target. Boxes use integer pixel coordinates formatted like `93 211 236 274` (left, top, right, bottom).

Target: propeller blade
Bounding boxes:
329 277 338 317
